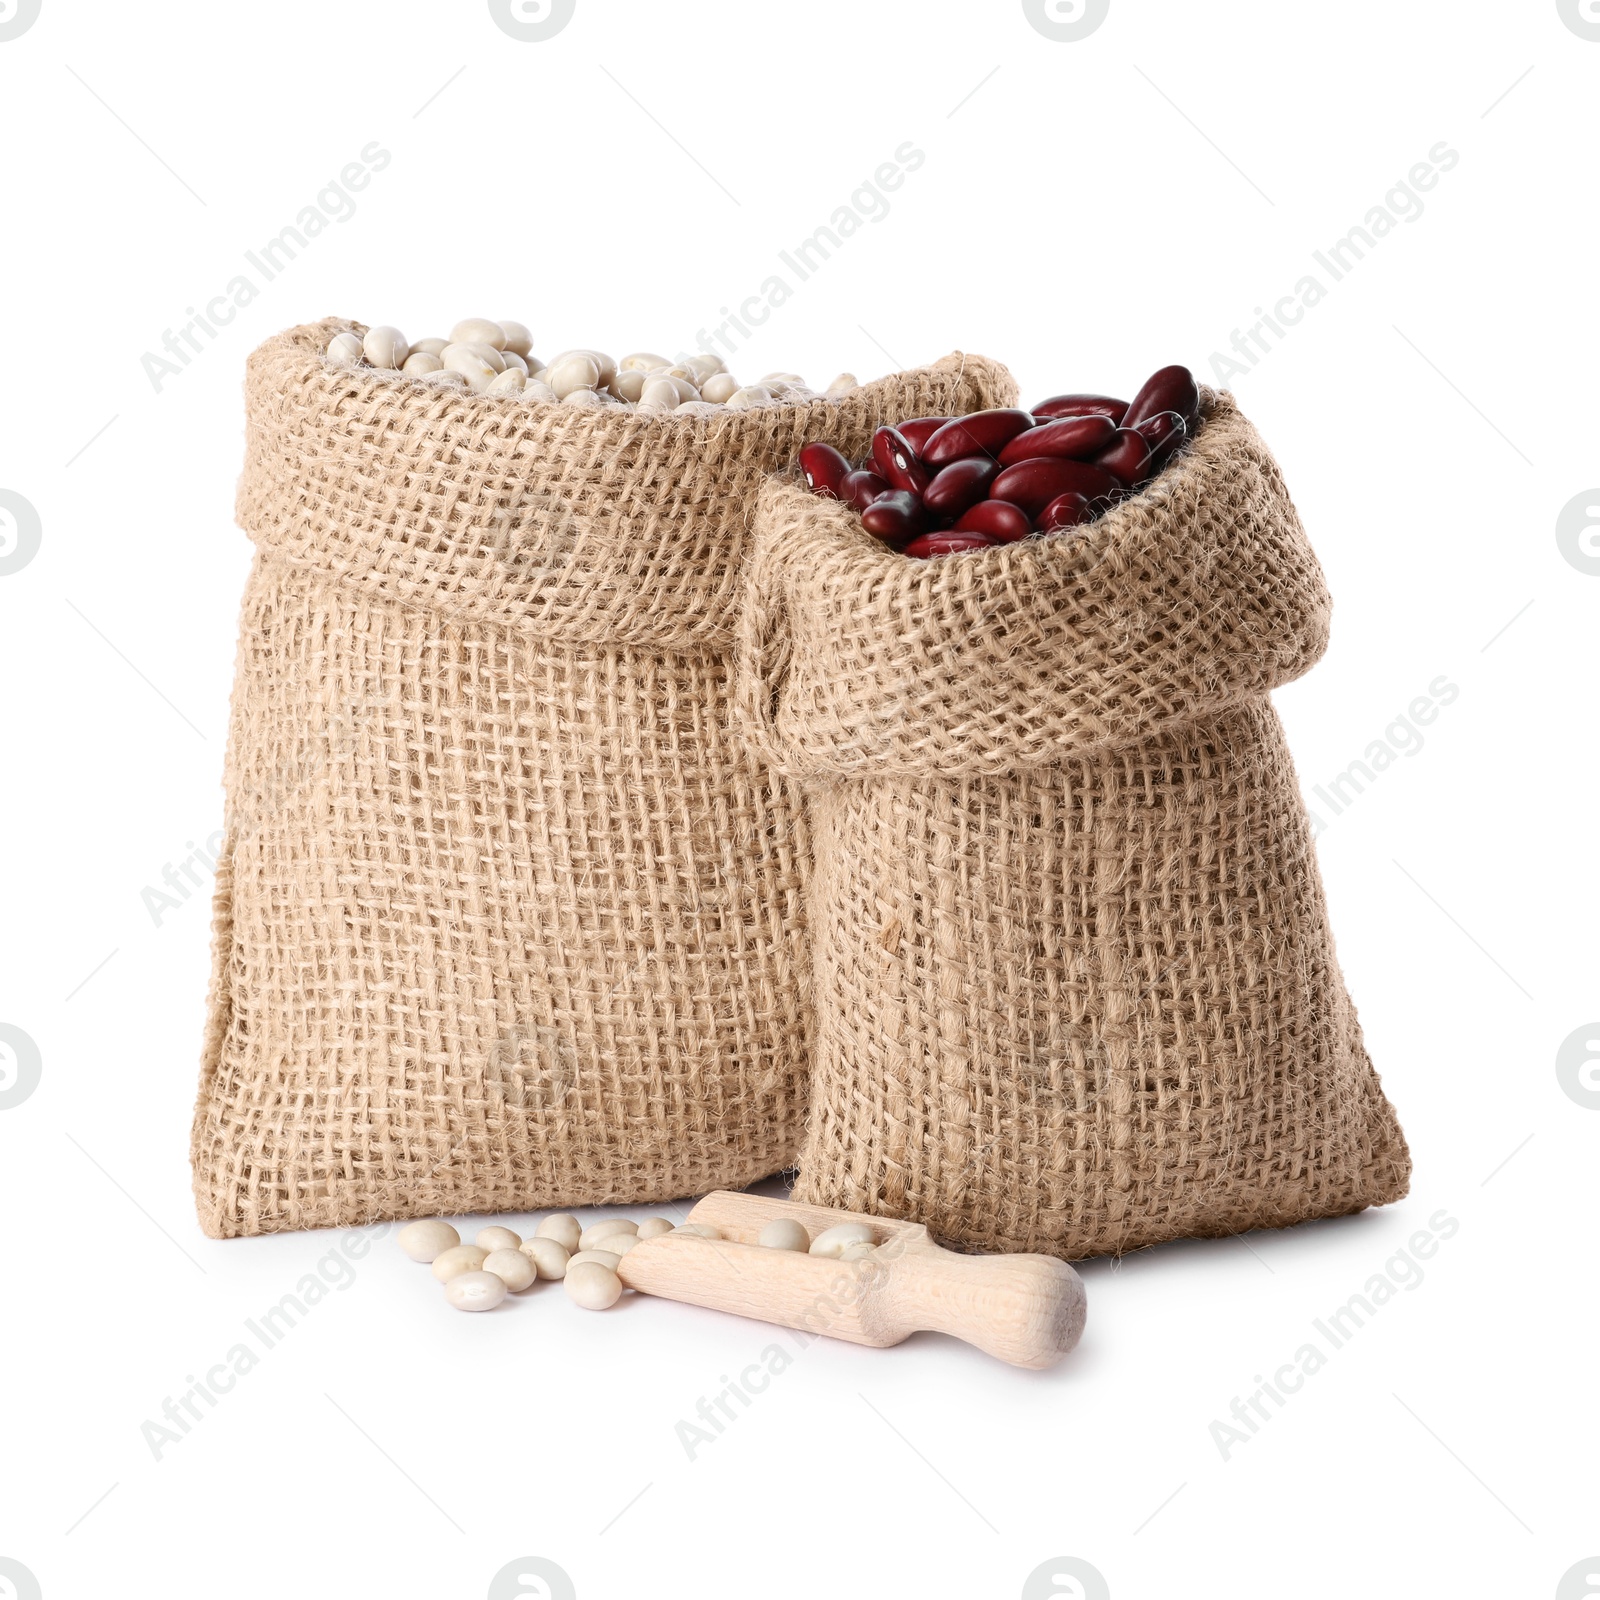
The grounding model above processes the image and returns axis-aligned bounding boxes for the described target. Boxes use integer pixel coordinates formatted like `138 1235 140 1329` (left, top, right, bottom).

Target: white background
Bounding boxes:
1 2 1595 1597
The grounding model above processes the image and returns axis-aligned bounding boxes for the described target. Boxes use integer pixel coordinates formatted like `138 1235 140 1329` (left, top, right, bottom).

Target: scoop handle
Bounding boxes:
882 1246 1087 1370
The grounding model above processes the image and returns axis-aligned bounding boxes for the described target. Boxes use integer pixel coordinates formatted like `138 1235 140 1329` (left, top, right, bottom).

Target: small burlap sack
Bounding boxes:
737 392 1410 1258
193 318 1017 1237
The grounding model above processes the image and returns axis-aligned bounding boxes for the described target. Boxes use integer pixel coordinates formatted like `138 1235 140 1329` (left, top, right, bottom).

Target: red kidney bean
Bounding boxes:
797 363 1195 561
902 531 1001 559
1136 409 1186 450
871 425 930 494
1123 365 1198 434
894 417 951 454
861 489 927 543
996 413 1117 467
1032 394 1129 424
953 499 1033 543
1137 409 1188 475
1094 428 1153 489
1035 491 1093 533
922 409 1037 467
923 457 1001 519
990 458 1120 517
799 442 852 498
842 468 889 511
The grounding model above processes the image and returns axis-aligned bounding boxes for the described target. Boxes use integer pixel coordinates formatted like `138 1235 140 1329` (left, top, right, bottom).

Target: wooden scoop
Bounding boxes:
614 1191 1086 1370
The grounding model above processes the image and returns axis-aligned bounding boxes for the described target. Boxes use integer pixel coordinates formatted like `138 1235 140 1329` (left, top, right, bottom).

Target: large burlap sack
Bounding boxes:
193 318 1017 1237
737 391 1410 1258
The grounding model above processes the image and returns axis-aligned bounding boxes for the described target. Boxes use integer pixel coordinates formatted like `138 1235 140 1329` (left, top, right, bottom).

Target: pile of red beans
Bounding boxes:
797 364 1200 557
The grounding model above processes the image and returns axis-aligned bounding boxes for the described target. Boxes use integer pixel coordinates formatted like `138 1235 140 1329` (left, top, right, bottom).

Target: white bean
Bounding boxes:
603 1232 641 1258
758 1218 810 1253
548 349 615 389
564 1260 623 1310
610 368 649 403
536 1214 582 1252
451 317 506 350
837 1241 877 1262
642 368 698 399
444 1269 508 1311
498 319 534 357
482 1247 536 1292
398 1219 460 1263
636 1217 675 1239
808 1222 875 1258
476 1225 522 1252
579 1218 639 1252
326 331 365 366
432 1243 491 1282
441 343 502 390
351 319 837 415
545 353 601 398
520 1237 571 1279
362 326 409 369
567 1249 621 1271
640 376 685 409
672 1223 723 1240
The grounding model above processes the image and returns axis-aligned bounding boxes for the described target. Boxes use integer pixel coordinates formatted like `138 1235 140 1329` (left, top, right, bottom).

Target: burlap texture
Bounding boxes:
737 392 1410 1258
193 318 1017 1237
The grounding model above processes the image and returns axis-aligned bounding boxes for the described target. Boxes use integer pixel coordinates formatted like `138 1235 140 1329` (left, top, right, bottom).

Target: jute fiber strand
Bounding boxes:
737 392 1410 1258
193 318 1018 1238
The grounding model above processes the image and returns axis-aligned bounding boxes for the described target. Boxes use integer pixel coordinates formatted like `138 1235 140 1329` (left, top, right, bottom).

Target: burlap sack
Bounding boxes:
737 392 1410 1258
193 318 1017 1237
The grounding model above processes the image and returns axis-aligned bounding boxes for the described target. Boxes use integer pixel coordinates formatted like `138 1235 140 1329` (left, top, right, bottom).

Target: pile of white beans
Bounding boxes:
398 1211 881 1313
326 318 859 413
